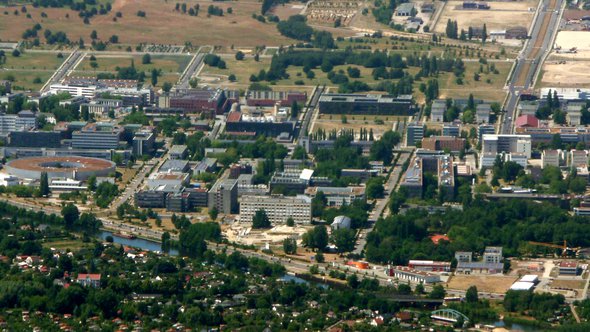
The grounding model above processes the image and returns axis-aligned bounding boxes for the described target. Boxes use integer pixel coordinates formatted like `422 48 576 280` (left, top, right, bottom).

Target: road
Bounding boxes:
353 150 412 255
40 50 84 93
500 0 564 134
109 138 173 211
176 46 210 89
296 85 325 143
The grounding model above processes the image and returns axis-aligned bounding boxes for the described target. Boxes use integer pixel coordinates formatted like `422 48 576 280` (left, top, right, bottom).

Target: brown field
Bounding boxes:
0 0 294 47
553 31 590 58
541 61 590 87
550 279 586 290
434 0 537 34
446 275 518 293
312 114 401 140
271 3 305 20
199 55 272 88
2 51 66 70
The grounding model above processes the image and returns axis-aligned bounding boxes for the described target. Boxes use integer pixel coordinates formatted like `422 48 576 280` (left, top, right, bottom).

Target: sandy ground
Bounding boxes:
553 31 590 58
446 275 518 293
541 61 590 86
434 0 537 33
0 0 294 47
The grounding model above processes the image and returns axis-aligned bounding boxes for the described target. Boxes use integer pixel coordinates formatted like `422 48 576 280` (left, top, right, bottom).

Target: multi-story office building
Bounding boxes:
483 246 503 264
541 150 561 169
8 131 62 148
245 90 307 107
239 194 312 224
438 155 454 200
71 122 122 149
480 134 531 167
400 157 423 198
430 99 446 122
208 178 238 214
422 136 465 152
442 123 460 137
132 130 155 156
169 145 188 160
304 186 366 207
477 124 495 143
0 111 37 134
406 123 425 146
318 93 414 115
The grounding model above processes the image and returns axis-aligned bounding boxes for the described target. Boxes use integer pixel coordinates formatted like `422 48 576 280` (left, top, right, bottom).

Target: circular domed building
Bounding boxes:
5 156 116 180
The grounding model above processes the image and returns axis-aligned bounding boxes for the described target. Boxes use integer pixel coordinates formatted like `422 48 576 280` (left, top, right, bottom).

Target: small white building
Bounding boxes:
331 216 351 230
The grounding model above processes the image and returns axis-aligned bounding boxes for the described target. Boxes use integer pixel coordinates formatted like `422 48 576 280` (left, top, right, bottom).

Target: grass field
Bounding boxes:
43 238 94 251
76 54 192 73
447 275 518 293
436 61 511 102
0 0 294 47
2 51 66 70
199 55 271 88
0 69 53 91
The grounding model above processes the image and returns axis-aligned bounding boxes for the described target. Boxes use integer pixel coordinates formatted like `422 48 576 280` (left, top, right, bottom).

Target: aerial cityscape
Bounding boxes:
0 0 590 330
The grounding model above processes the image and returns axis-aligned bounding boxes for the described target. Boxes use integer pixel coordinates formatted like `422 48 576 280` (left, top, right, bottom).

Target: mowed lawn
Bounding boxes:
0 70 53 91
0 0 295 47
75 54 192 73
2 51 66 70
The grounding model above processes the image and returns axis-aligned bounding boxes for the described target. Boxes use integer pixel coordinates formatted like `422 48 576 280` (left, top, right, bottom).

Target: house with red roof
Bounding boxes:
76 273 102 287
515 115 539 128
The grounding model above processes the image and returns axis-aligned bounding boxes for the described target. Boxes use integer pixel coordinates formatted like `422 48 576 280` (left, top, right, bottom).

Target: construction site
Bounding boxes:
304 0 361 26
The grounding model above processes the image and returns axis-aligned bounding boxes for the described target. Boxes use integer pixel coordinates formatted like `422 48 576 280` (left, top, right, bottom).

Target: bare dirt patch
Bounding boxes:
541 61 590 87
434 0 537 34
446 275 518 293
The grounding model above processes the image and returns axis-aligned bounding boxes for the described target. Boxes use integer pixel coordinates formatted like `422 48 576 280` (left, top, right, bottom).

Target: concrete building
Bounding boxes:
318 93 414 115
160 159 190 173
455 251 473 263
542 150 562 168
518 101 539 116
208 178 238 214
76 274 101 288
0 111 37 134
406 123 425 146
395 3 415 16
269 168 315 193
169 145 188 160
239 194 312 224
408 260 451 272
422 136 465 152
71 122 122 149
558 261 579 276
226 110 295 138
147 172 190 188
169 88 229 116
400 157 423 197
476 104 491 123
483 246 503 264
569 150 588 167
331 215 352 230
132 130 155 156
431 100 446 122
245 90 307 107
386 266 440 283
7 131 62 148
478 124 495 143
455 247 504 274
438 155 454 200
507 152 528 168
304 186 365 207
481 134 532 167
442 123 460 137
567 107 582 126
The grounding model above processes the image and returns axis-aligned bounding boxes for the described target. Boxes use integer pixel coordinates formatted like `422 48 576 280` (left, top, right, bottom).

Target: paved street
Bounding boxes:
500 0 564 134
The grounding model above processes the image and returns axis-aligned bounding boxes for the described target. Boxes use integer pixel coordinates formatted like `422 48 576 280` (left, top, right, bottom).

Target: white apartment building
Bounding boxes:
542 150 561 169
49 83 97 99
481 134 531 167
240 194 312 225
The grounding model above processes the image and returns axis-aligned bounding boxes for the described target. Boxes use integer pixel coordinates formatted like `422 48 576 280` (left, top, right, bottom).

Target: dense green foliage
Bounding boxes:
367 199 590 264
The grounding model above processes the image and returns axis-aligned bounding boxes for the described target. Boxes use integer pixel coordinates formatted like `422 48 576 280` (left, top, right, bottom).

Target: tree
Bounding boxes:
331 228 356 254
90 30 97 39
466 285 479 303
304 225 328 250
366 177 385 199
290 101 300 119
311 191 327 217
347 274 359 289
209 207 218 220
429 284 446 299
286 217 295 227
161 232 171 252
188 78 198 88
142 53 151 64
235 51 245 60
283 238 297 254
109 35 119 43
87 175 97 191
162 82 173 93
61 203 79 229
482 23 487 44
39 171 50 197
151 68 158 86
252 209 271 228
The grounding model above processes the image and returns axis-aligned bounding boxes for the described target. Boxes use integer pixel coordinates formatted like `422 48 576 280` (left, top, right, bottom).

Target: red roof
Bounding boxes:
515 115 539 128
77 273 101 281
226 111 242 123
430 234 450 244
559 261 578 268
